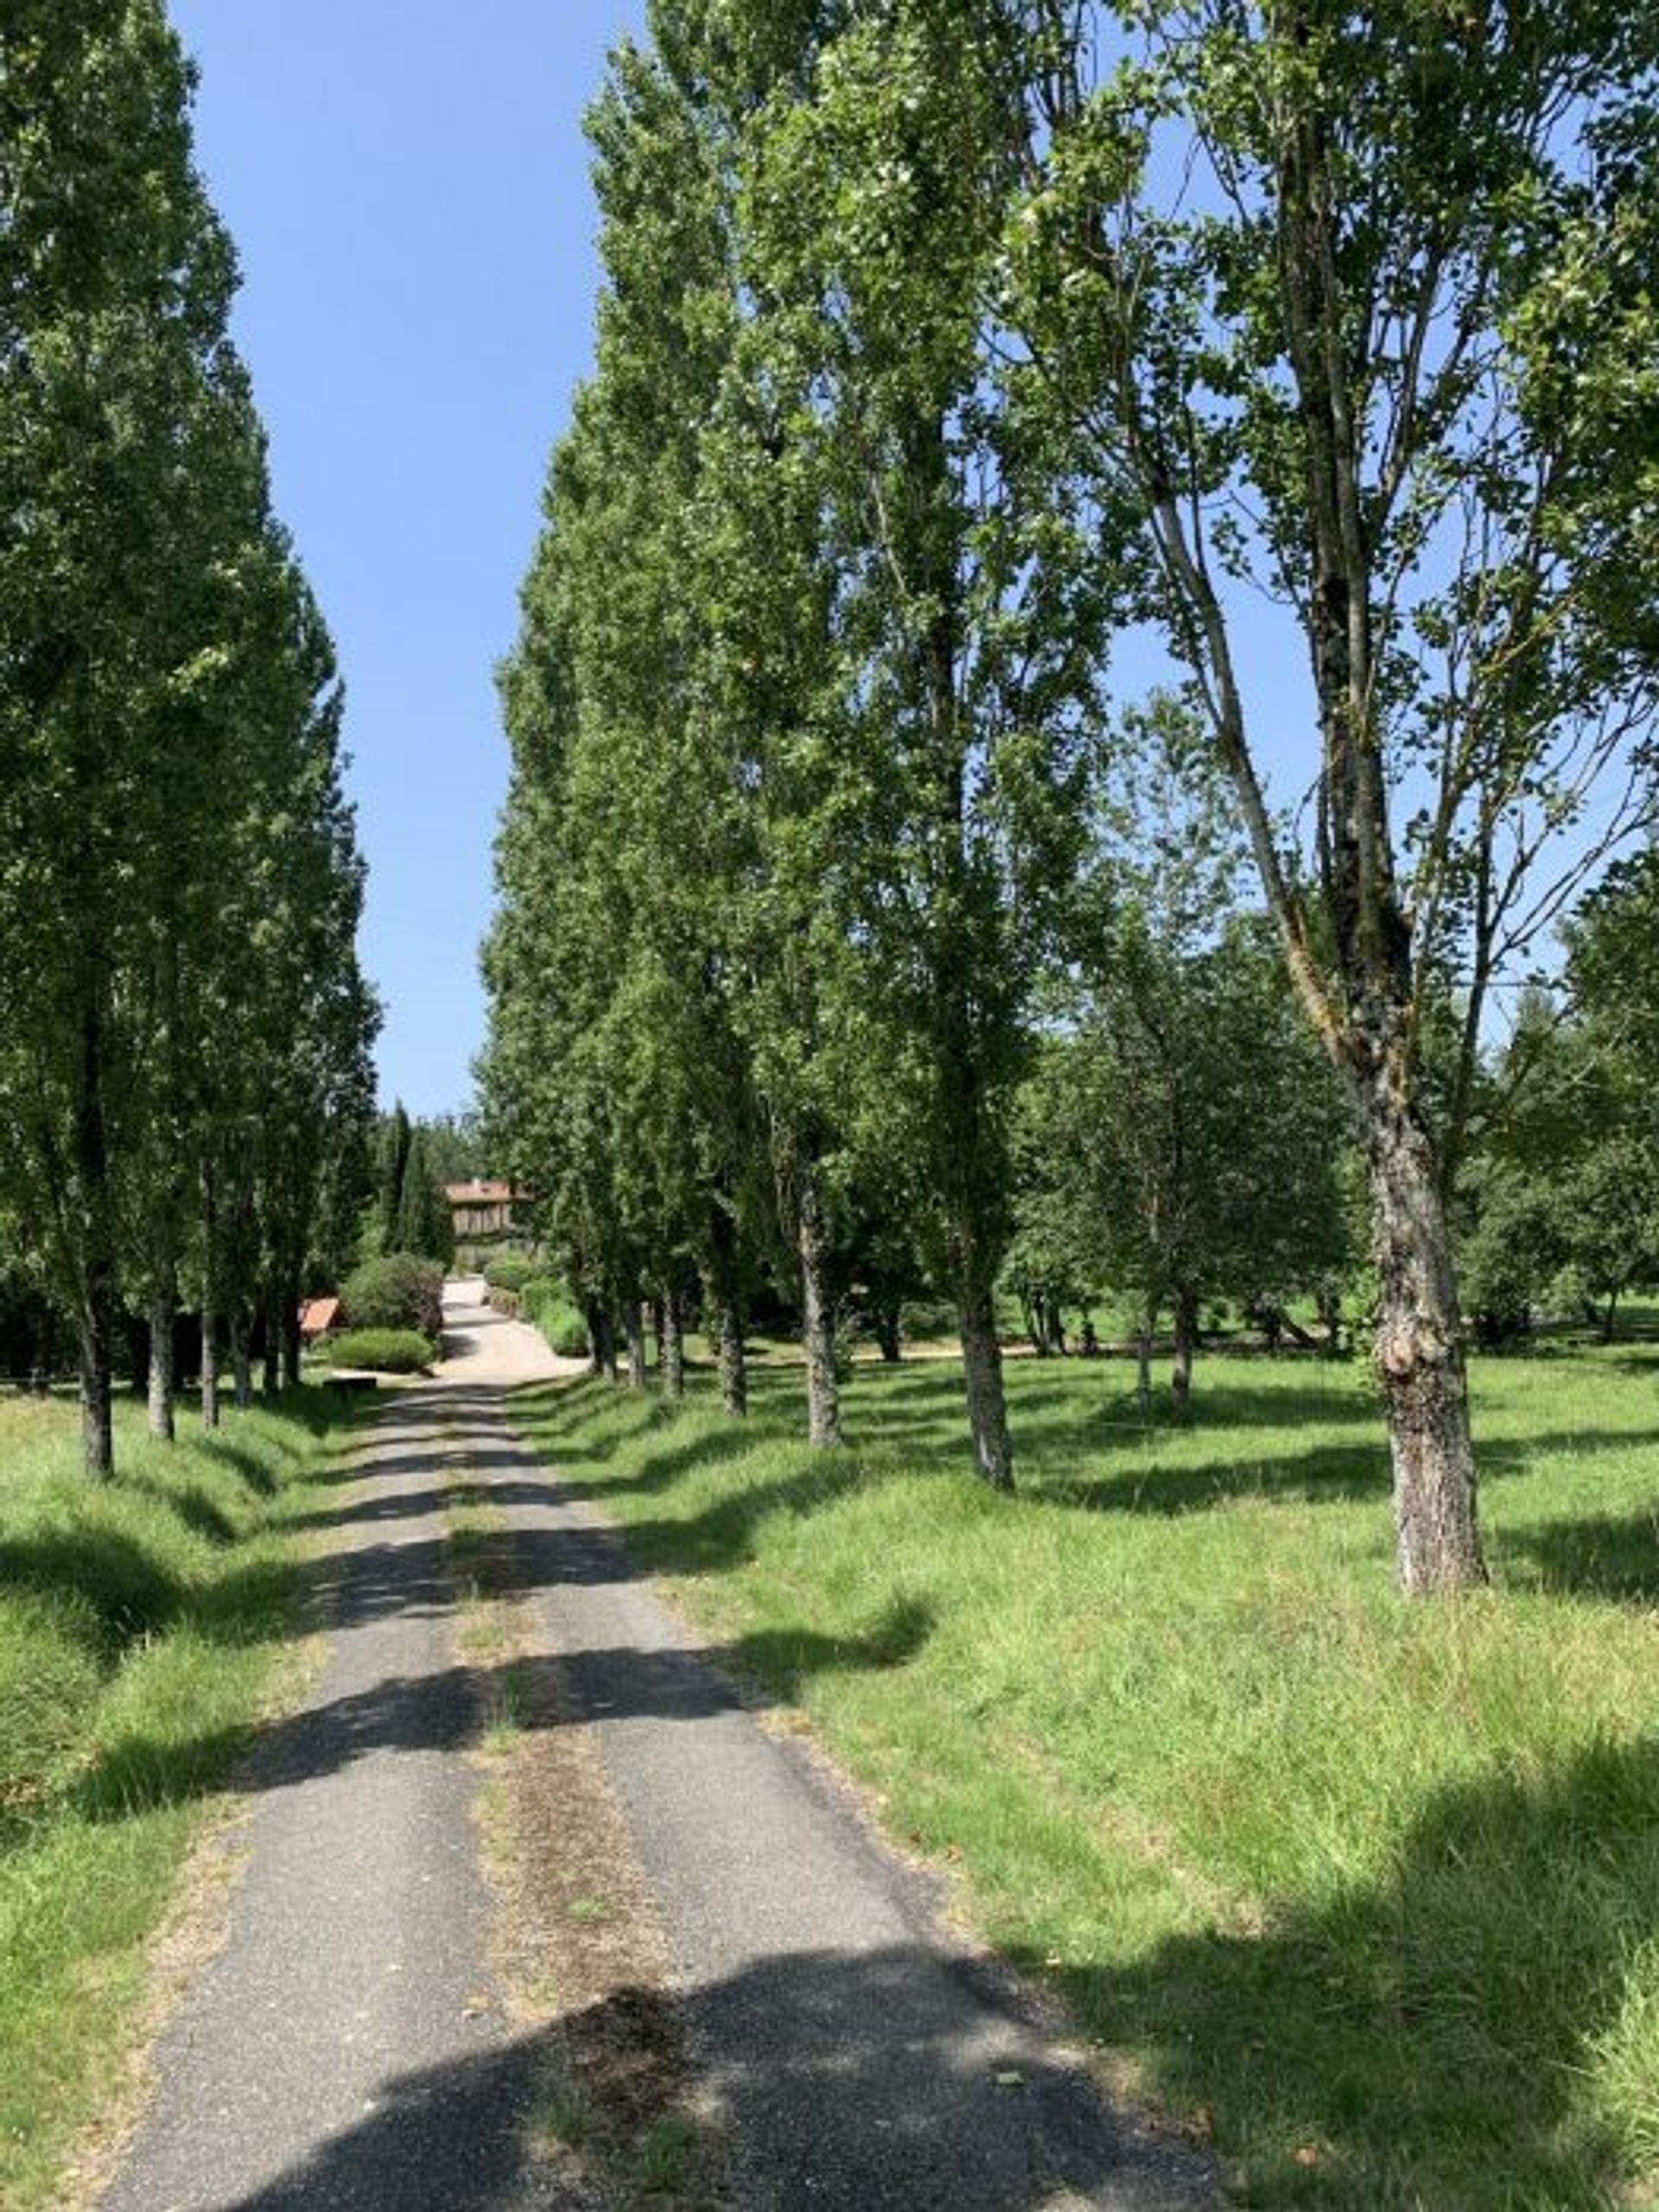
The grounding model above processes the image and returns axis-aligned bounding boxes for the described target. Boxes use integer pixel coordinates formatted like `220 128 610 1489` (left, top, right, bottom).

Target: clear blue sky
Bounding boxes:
168 1 644 1121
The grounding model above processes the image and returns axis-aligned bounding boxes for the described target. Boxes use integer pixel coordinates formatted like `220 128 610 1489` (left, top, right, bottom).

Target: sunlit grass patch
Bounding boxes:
0 1385 353 2212
510 1344 1659 2209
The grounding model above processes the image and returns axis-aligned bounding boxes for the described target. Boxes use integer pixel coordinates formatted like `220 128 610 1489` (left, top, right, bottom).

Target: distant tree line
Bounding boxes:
480 1 1659 1592
0 1 377 1475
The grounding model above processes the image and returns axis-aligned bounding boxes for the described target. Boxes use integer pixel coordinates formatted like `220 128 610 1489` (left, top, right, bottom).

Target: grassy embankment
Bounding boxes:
509 1344 1659 2211
0 1386 353 2210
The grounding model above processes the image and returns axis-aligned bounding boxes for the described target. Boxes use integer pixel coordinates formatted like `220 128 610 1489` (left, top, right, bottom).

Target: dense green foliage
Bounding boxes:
511 1349 1659 2209
481 1251 539 1296
481 0 1659 1590
367 1106 457 1270
340 1254 444 1344
0 0 377 1474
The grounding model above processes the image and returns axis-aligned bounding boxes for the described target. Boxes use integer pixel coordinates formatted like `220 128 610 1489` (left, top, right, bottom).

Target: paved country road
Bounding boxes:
99 1281 1215 2211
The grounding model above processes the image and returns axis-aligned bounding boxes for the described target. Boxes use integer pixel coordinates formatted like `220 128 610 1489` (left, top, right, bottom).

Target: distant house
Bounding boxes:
446 1179 525 1241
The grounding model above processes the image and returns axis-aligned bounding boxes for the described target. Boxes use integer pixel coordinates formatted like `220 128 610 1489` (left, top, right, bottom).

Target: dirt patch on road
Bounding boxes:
444 1442 728 2210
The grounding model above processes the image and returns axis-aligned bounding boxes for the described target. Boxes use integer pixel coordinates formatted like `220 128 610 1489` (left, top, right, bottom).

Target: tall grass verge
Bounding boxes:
0 1386 353 2210
507 1347 1659 2209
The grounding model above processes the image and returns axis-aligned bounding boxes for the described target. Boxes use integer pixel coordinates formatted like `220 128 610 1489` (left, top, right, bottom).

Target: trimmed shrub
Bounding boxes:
340 1253 443 1342
326 1329 433 1375
522 1278 589 1360
482 1251 538 1295
486 1287 521 1319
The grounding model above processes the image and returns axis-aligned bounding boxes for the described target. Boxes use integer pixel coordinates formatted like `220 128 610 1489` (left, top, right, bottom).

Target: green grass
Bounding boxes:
508 1345 1659 2210
0 1384 353 2210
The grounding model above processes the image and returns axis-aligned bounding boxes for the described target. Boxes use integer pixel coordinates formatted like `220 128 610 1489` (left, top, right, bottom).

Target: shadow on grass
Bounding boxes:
1025 1735 1659 2210
0 1528 183 1647
1501 1508 1659 1604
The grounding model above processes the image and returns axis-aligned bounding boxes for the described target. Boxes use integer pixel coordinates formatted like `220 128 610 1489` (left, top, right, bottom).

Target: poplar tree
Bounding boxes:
996 0 1659 1586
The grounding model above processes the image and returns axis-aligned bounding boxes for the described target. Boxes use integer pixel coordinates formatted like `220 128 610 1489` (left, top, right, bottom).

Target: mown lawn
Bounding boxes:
0 1387 353 2211
510 1345 1659 2210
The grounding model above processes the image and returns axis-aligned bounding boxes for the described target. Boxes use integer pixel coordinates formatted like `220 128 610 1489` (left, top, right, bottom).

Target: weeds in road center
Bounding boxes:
0 1386 353 2212
509 1346 1659 2211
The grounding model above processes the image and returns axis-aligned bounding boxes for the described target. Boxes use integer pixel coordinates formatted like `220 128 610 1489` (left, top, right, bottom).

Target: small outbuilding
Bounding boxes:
298 1296 341 1344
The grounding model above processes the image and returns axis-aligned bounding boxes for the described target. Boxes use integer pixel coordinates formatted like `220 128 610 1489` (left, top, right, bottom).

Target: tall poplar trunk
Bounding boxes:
1172 1288 1198 1411
1135 1309 1154 1419
200 1303 219 1428
957 1262 1011 1491
200 1168 220 1431
585 1300 607 1381
795 1140 842 1449
906 409 1016 1492
231 1309 253 1411
874 1302 902 1364
658 1283 684 1402
621 1299 647 1389
72 994 117 1478
282 1270 302 1391
588 1304 618 1383
715 1299 747 1419
707 1200 747 1418
1358 1065 1486 1593
79 1294 115 1480
148 1288 175 1442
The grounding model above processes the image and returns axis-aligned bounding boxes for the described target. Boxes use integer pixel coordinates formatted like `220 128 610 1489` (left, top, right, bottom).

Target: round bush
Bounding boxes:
326 1329 433 1375
340 1254 443 1342
482 1251 538 1295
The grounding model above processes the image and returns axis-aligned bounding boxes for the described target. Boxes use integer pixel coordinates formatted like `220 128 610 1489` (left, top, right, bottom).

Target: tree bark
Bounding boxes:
230 1309 253 1412
593 1305 619 1383
282 1274 302 1391
1135 1311 1154 1419
659 1282 685 1401
262 1286 281 1395
73 995 117 1478
585 1300 607 1381
715 1299 747 1418
874 1300 902 1363
958 1267 1013 1491
79 1300 115 1480
1172 1287 1198 1411
148 1290 175 1442
201 1166 220 1429
1360 1069 1486 1592
706 1200 747 1418
200 1303 219 1429
796 1143 842 1448
621 1299 648 1389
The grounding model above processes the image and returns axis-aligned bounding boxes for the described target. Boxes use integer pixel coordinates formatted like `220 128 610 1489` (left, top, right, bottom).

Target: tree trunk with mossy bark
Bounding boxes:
957 1236 1012 1491
621 1299 648 1389
1172 1288 1198 1411
658 1283 684 1400
794 1139 842 1448
149 1288 175 1442
1357 1058 1485 1592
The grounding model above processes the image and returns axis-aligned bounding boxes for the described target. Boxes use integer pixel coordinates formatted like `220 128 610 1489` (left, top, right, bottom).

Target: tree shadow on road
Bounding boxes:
208 1943 1211 2212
